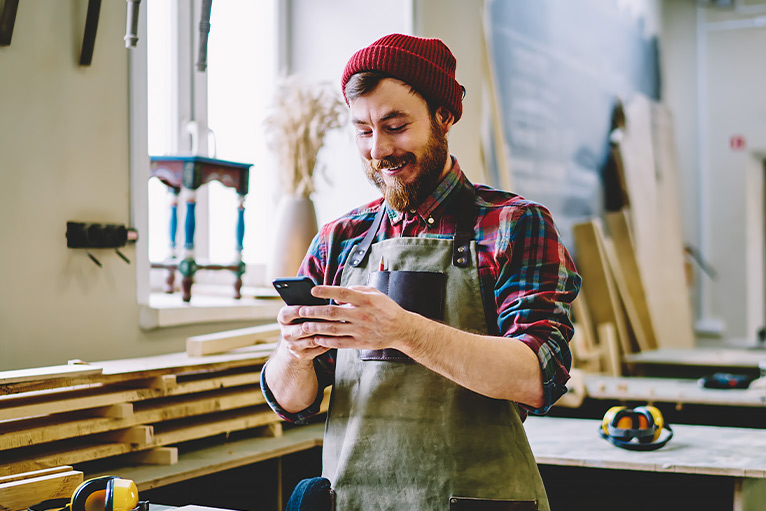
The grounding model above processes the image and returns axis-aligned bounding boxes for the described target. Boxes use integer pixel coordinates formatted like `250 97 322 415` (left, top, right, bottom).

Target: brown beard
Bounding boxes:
363 115 449 212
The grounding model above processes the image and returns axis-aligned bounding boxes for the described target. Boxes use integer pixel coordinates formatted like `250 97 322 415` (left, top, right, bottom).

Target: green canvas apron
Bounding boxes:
323 184 550 511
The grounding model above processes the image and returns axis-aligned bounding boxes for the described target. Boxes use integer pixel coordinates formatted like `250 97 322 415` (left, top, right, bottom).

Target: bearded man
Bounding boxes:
262 33 581 511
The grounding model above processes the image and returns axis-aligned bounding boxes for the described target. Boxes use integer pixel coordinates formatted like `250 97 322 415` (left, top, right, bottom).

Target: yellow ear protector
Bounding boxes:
599 405 673 451
28 476 145 511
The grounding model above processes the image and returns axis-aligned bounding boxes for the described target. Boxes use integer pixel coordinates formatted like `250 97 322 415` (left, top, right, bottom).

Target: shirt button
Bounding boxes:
409 209 417 214
427 217 434 225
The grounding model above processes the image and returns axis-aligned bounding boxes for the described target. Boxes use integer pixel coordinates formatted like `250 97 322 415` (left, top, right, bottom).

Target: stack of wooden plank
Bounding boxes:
570 94 695 376
0 324 297 481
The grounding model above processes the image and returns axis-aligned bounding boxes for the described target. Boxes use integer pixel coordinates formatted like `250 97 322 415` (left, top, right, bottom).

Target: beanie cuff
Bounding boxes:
342 34 463 122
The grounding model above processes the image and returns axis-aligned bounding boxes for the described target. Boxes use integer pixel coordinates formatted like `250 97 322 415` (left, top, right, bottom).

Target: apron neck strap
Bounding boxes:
452 181 475 268
349 181 476 269
348 202 387 267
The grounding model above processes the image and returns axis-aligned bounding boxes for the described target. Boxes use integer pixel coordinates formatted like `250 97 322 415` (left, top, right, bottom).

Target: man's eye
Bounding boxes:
387 124 406 132
356 129 372 137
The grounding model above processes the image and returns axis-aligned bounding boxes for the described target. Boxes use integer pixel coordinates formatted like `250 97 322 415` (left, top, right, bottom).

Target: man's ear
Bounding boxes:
436 106 455 133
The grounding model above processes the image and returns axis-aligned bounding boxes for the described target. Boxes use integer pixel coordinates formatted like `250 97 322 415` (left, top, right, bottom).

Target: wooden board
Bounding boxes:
0 405 283 477
0 364 103 385
186 323 281 356
615 94 694 349
0 468 83 511
0 466 74 485
597 322 621 378
570 290 602 373
573 219 632 372
92 342 277 376
85 422 325 491
0 343 277 396
600 231 650 352
0 368 264 422
0 385 267 451
604 209 658 351
524 415 766 477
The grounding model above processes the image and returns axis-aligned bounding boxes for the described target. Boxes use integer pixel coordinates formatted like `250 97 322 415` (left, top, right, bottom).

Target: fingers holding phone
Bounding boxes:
273 277 332 359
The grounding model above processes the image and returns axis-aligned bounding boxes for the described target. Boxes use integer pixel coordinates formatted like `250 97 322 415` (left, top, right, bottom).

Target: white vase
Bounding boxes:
267 195 319 281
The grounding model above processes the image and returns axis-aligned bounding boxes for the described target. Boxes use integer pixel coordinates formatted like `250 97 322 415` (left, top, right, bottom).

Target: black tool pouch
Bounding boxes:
360 270 446 362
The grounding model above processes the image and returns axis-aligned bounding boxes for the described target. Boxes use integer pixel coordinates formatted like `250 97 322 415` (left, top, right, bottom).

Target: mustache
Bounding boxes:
370 154 416 172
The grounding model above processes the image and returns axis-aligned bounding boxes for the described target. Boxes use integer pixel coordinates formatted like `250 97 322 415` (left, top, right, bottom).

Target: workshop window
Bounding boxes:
146 0 281 296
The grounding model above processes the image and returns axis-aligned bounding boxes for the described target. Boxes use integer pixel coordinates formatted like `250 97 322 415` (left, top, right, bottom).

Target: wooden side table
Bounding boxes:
149 156 252 302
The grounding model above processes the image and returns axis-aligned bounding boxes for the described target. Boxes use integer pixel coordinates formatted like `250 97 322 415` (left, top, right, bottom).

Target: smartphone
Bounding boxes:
272 277 329 306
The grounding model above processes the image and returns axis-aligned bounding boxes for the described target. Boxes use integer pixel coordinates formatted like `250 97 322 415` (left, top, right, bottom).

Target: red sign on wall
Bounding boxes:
730 134 747 151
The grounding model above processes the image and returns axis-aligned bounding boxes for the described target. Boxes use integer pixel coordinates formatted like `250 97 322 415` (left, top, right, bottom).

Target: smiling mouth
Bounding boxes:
380 162 407 175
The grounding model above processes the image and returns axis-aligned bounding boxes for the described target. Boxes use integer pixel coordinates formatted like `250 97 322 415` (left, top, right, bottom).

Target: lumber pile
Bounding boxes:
570 94 695 377
0 325 326 487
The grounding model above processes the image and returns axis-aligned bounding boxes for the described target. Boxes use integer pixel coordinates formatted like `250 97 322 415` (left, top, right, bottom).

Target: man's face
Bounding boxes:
349 78 452 212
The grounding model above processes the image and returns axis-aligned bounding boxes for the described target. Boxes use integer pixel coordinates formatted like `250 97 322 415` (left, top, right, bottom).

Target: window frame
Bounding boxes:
129 0 287 329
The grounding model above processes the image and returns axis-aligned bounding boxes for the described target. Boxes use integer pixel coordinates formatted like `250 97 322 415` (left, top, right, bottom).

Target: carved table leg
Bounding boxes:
165 188 180 293
180 190 198 302
233 194 246 299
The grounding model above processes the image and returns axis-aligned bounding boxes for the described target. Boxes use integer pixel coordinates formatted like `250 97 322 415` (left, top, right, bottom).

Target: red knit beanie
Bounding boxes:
341 33 464 123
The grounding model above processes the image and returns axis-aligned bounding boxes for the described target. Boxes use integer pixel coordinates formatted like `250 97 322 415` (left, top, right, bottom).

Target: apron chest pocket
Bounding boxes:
360 270 446 362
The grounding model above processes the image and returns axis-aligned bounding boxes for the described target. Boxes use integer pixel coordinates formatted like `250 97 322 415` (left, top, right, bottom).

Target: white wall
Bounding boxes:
662 0 766 342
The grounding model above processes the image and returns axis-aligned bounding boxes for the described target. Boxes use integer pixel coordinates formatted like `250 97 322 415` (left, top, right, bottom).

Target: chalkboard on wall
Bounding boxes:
485 0 660 249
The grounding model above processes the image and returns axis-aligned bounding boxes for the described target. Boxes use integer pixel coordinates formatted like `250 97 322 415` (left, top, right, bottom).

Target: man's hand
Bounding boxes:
277 304 333 361
290 285 421 353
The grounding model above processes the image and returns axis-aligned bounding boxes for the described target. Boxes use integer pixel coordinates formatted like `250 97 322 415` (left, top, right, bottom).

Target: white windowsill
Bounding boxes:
139 286 282 330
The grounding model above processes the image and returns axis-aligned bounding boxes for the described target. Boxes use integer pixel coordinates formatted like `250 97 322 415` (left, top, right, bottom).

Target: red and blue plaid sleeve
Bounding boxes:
488 199 580 415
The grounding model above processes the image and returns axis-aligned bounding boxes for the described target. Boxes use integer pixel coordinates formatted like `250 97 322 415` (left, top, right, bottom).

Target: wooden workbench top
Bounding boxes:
583 374 766 407
625 348 766 369
524 416 766 478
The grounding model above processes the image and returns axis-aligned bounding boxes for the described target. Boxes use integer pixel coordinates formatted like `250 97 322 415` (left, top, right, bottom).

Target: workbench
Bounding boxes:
524 416 766 511
625 347 766 378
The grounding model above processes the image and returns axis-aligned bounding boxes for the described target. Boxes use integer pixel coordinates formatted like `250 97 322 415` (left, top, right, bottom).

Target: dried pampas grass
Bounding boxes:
264 75 347 197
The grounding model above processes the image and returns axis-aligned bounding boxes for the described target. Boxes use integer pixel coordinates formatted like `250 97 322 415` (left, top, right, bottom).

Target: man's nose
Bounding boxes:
370 132 393 161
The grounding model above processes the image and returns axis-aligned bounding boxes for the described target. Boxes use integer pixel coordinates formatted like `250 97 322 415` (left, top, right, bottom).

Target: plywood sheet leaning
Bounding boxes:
603 208 658 352
570 289 602 374
614 94 695 349
572 219 631 376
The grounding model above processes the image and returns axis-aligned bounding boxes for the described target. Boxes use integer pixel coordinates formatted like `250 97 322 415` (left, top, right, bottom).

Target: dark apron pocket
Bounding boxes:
360 270 446 362
449 496 538 511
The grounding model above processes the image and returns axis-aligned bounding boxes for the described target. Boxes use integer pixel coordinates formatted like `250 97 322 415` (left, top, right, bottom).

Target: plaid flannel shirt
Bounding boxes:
261 158 581 423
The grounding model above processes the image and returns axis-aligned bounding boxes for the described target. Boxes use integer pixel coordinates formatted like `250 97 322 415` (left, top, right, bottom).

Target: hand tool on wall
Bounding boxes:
0 0 19 46
196 0 212 71
124 0 140 48
79 0 101 66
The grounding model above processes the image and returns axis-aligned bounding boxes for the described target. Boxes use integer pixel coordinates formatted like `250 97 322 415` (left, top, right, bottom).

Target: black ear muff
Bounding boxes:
70 476 139 511
600 405 673 451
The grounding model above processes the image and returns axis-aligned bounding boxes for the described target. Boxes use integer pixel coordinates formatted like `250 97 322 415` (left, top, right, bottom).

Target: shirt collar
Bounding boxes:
387 157 465 225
